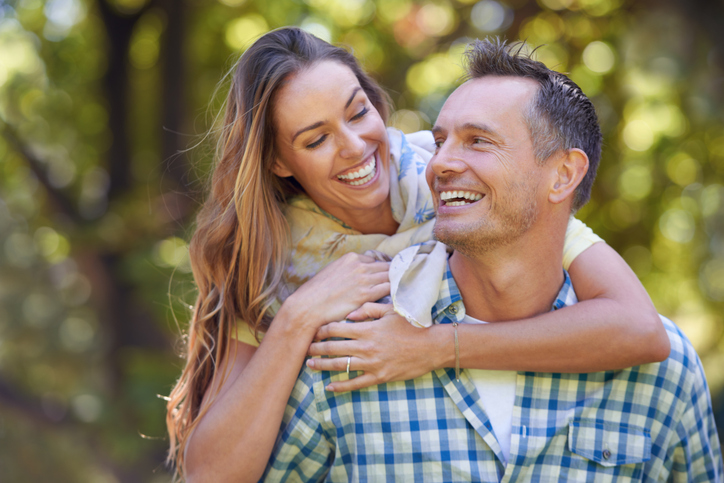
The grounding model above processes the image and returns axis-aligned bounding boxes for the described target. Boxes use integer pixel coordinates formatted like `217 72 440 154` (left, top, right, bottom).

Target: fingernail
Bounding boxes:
325 385 335 392
306 359 315 368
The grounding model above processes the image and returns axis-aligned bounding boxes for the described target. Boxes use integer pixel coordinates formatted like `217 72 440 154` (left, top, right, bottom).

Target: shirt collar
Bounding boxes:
432 263 577 325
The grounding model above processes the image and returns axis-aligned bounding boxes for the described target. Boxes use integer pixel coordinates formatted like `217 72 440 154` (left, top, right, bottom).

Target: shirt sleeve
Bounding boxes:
261 369 332 482
562 216 604 270
231 320 261 347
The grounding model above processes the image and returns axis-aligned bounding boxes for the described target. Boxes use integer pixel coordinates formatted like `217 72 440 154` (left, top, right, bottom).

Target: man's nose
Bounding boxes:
429 141 467 177
338 127 366 159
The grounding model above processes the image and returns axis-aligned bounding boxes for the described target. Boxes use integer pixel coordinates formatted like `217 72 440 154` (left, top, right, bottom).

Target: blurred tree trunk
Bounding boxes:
667 0 724 72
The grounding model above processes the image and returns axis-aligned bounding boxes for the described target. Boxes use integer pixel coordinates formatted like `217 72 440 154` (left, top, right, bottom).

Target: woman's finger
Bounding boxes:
362 250 392 262
366 282 391 304
314 321 362 341
366 271 389 286
306 355 358 372
326 373 379 393
308 338 360 357
346 302 395 321
364 261 391 273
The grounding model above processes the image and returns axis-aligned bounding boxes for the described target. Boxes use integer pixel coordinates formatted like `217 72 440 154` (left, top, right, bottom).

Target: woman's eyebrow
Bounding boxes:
345 87 363 109
292 121 324 143
291 87 364 143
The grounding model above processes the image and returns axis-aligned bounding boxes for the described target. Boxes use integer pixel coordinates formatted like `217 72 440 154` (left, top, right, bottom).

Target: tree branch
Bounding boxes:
1 124 82 224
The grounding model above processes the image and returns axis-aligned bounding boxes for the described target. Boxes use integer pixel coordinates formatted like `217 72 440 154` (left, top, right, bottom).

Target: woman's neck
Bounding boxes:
347 199 399 235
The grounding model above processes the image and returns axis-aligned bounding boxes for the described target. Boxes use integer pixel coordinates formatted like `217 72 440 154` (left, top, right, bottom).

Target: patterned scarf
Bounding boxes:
280 128 437 296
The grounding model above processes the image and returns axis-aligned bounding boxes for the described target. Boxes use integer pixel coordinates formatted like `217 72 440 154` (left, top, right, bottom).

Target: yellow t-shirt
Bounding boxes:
233 216 602 348
234 321 263 347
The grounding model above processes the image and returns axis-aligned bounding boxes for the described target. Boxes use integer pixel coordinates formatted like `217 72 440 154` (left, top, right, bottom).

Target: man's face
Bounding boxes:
427 76 548 255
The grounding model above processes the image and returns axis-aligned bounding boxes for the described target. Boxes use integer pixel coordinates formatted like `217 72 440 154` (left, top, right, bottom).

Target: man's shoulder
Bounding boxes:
658 315 705 375
624 315 708 404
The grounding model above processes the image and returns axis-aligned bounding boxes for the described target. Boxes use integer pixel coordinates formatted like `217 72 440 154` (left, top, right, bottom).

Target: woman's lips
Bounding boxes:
336 153 377 186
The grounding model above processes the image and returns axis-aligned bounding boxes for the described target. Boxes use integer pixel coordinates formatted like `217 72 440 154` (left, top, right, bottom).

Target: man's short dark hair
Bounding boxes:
463 38 602 211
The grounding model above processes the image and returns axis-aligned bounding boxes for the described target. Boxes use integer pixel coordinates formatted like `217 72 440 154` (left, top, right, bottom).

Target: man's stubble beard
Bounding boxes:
433 174 539 257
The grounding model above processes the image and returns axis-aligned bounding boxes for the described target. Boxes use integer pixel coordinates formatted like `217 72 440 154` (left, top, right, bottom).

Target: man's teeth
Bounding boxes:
337 158 376 185
440 190 483 206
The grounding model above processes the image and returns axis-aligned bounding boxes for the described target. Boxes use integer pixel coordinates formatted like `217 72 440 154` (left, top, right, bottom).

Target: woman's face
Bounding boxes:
272 61 390 227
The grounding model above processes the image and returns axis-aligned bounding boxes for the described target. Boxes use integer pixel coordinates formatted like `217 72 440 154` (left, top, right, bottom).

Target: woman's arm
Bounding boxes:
184 253 390 482
307 242 670 392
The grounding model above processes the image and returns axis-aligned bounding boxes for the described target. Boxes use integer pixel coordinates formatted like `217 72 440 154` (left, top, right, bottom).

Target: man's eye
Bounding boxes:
473 138 490 145
307 134 327 149
351 107 369 121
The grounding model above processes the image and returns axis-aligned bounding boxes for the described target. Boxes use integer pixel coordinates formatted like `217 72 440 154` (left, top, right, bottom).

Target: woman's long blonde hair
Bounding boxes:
165 27 389 477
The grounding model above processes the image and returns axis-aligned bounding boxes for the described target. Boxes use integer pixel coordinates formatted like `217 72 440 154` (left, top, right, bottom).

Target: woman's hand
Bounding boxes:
279 253 391 336
305 303 438 392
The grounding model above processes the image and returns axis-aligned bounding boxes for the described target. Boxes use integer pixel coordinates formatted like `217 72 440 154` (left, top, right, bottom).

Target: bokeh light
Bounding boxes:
618 164 653 201
471 0 513 33
389 109 429 133
659 209 696 244
622 120 654 151
225 14 269 50
300 17 332 42
582 40 615 74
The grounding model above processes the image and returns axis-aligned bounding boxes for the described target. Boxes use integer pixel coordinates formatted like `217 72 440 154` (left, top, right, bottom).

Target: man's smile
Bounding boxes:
439 190 484 207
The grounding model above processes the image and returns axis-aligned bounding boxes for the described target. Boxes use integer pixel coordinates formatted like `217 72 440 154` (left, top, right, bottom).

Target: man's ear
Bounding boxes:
272 158 293 178
548 148 589 205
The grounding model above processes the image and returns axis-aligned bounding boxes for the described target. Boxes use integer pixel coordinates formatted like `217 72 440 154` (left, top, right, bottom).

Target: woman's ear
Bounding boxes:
272 158 293 178
548 148 589 205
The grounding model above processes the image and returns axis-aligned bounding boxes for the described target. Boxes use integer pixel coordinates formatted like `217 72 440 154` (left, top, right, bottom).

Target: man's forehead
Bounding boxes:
435 75 538 131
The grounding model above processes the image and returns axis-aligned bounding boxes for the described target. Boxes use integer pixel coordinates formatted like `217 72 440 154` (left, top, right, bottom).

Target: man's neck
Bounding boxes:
449 224 566 322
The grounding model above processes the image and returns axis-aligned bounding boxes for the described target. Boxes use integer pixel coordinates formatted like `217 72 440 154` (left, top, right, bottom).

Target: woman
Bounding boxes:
166 27 668 481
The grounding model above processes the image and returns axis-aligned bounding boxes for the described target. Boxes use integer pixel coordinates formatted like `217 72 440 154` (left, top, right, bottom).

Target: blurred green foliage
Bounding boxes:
0 0 722 481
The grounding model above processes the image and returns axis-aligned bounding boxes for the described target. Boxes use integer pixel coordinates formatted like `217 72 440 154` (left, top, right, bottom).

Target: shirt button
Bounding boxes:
449 305 459 315
602 449 611 460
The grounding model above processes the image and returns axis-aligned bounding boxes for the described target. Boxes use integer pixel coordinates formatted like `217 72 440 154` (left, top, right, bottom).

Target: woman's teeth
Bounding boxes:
337 158 376 186
440 190 483 206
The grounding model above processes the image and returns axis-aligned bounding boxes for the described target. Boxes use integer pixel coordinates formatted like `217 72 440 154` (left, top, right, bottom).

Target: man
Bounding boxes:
262 39 723 481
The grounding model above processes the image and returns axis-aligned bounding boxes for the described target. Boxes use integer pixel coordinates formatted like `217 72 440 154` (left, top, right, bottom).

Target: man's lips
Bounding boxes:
439 189 484 206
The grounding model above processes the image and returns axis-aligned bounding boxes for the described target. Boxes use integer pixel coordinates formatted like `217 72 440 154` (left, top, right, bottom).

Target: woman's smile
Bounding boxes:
336 151 378 186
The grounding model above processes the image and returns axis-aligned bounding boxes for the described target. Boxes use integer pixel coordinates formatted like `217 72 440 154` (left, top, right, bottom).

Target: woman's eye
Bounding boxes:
434 140 444 151
350 106 369 121
473 137 490 145
306 134 327 149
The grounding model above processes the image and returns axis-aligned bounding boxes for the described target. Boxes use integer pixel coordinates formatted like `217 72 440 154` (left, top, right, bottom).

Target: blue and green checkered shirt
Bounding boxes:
262 267 723 482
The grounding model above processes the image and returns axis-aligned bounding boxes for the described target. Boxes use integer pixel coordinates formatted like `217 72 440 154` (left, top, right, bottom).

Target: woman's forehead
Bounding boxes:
274 61 365 129
282 61 360 100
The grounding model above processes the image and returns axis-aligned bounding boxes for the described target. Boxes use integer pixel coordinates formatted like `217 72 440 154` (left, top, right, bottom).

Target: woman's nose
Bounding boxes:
338 128 366 159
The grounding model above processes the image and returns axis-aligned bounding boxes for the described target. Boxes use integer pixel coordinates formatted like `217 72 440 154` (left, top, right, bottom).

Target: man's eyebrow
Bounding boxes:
432 122 498 137
461 122 498 136
292 121 325 143
345 87 363 109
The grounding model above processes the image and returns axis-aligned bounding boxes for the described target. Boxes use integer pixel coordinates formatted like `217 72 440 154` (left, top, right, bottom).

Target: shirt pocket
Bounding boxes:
567 418 651 467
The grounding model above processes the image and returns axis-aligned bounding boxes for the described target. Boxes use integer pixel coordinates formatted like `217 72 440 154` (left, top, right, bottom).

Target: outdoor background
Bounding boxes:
0 0 722 481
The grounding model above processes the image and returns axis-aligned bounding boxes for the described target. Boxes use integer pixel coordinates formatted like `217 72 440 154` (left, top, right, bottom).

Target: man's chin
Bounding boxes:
434 222 496 255
433 216 534 256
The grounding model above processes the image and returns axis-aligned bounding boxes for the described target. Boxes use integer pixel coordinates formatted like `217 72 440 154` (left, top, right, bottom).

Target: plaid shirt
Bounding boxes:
262 267 723 482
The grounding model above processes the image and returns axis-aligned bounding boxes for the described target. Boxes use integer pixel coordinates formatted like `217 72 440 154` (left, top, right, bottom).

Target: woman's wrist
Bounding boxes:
272 299 320 341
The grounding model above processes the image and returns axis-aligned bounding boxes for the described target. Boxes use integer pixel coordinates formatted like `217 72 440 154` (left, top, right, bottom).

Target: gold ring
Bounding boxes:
346 356 351 375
